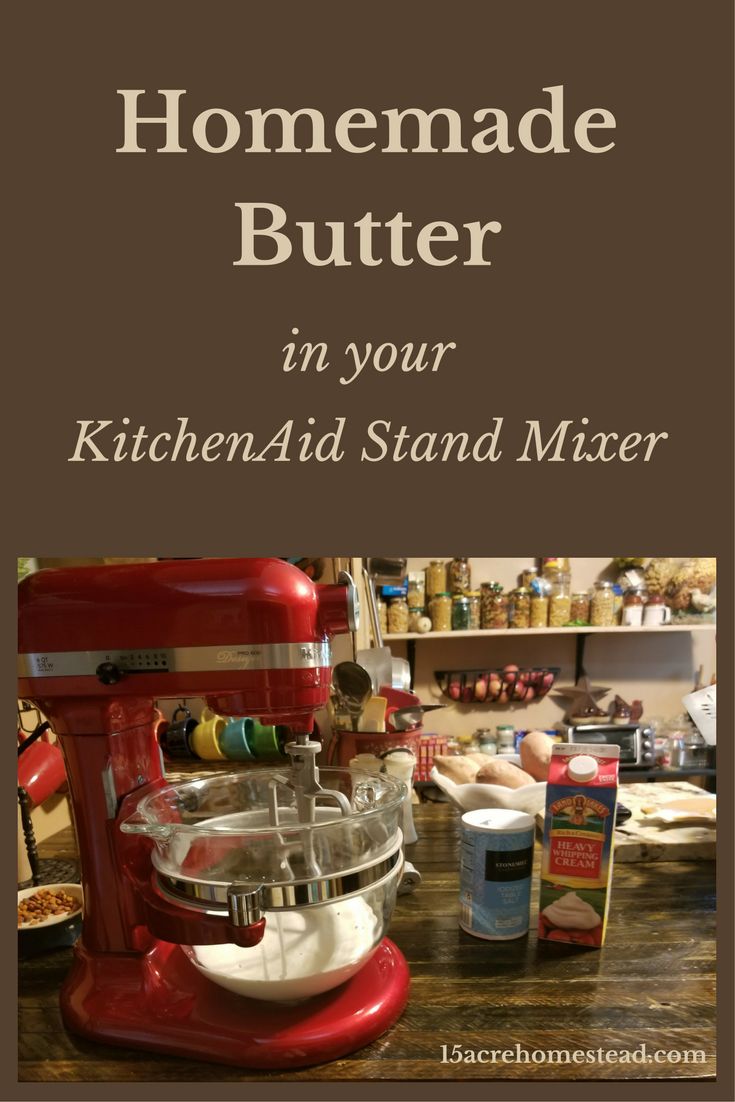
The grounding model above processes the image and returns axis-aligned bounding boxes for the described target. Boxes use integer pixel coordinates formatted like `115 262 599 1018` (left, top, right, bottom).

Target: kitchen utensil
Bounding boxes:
18 558 409 1070
366 558 407 585
387 704 445 733
683 684 716 745
332 661 373 728
360 566 412 692
357 696 387 733
17 737 66 807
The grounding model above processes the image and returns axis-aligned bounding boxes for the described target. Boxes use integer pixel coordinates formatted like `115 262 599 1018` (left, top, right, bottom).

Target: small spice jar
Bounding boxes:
622 587 646 626
481 583 509 629
521 566 539 589
548 577 572 627
467 591 481 630
475 728 498 755
429 592 452 632
591 580 616 626
452 594 472 631
450 557 471 594
387 596 409 634
509 587 531 629
426 560 448 597
496 725 516 754
570 591 591 623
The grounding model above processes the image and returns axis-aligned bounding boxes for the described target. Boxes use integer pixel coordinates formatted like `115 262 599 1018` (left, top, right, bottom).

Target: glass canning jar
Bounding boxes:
429 592 452 632
449 557 471 594
426 560 448 597
591 580 616 626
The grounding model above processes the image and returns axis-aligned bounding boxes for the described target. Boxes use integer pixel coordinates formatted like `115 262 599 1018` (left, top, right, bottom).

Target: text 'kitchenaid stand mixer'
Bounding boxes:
17 558 410 1069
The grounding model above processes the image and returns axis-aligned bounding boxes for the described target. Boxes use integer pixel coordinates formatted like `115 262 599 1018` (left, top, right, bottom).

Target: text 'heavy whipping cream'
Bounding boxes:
538 744 620 948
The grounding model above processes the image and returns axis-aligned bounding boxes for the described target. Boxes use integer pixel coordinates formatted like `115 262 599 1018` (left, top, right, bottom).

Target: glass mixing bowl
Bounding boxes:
122 767 406 1001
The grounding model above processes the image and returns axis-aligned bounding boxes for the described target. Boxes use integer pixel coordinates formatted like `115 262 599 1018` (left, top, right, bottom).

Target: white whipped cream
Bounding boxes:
188 896 380 1002
542 891 601 930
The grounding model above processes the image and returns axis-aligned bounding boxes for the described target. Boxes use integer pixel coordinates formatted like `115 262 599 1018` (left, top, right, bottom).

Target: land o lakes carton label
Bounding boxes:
538 744 620 947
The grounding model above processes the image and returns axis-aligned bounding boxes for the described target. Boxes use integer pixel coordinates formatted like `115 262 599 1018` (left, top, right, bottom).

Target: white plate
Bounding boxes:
17 883 83 929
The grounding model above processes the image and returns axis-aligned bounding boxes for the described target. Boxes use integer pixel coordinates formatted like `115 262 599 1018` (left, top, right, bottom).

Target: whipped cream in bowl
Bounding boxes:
541 891 601 931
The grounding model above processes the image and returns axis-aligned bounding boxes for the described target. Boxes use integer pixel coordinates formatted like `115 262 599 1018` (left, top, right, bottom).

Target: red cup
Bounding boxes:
18 739 66 806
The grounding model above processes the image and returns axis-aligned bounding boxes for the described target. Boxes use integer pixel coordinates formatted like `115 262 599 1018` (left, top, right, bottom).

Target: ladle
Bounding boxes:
332 661 373 729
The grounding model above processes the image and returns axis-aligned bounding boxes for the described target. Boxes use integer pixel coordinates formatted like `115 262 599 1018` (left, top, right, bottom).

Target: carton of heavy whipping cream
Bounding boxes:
538 743 620 947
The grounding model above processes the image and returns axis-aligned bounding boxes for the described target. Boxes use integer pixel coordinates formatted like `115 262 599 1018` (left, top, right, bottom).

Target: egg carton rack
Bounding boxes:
434 666 560 705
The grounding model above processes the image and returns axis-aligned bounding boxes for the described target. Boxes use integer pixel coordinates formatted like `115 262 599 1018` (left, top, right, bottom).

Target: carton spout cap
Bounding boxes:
567 754 599 783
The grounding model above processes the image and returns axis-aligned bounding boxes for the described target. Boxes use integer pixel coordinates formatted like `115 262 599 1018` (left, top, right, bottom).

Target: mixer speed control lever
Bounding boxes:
96 661 124 685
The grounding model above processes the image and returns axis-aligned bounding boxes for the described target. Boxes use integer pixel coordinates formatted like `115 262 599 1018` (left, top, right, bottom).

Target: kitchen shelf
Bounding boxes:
386 624 716 640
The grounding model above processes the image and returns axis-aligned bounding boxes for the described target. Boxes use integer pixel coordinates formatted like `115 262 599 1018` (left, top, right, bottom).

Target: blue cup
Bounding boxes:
219 717 256 762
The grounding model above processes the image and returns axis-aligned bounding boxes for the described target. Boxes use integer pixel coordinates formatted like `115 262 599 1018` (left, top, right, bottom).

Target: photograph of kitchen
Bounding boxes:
17 556 717 1083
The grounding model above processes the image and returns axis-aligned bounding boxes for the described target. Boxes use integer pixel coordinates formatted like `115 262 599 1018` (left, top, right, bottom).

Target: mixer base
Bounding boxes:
60 935 410 1070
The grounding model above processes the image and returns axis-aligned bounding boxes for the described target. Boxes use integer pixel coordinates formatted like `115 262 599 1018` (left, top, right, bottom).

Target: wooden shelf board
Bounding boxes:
386 624 716 641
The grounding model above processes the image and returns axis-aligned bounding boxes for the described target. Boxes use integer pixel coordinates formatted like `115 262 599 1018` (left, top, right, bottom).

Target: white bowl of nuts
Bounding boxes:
18 883 83 954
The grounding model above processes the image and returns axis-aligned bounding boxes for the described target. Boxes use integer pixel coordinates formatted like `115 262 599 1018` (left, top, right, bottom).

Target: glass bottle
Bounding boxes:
509 587 531 629
591 580 615 626
387 596 409 634
426 560 448 597
429 592 452 632
449 557 471 594
452 594 472 631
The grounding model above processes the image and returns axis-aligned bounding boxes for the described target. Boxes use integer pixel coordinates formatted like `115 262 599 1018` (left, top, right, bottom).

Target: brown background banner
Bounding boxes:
3 1 732 1099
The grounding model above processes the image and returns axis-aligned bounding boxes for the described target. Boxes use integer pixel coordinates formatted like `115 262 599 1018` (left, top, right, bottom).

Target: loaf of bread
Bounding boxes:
433 755 480 785
519 730 554 781
475 759 536 788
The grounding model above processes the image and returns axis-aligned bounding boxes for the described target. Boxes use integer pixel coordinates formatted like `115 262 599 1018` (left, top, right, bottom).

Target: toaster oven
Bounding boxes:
565 723 655 768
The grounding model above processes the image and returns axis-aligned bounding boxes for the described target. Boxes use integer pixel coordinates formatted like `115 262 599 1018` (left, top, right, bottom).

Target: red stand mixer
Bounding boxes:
17 558 410 1069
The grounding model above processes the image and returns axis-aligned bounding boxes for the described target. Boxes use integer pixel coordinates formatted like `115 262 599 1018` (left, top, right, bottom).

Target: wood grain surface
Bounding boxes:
18 803 716 1082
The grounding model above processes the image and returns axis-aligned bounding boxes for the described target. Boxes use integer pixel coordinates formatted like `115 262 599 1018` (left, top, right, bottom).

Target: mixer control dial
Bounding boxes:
96 661 124 685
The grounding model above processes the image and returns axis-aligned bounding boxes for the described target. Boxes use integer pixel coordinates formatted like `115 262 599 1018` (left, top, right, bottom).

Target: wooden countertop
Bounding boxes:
19 803 716 1083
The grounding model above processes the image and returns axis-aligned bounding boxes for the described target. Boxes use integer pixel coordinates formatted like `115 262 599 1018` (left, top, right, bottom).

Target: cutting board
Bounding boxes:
536 781 716 863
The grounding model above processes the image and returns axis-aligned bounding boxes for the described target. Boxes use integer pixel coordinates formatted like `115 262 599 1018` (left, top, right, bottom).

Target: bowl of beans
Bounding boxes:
18 883 82 955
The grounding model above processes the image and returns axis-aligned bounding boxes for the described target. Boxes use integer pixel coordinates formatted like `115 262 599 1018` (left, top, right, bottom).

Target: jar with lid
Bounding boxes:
496 725 515 754
387 596 409 634
509 587 531 629
548 577 572 627
467 591 481 630
622 587 646 627
452 594 472 631
591 580 616 626
481 583 509 629
570 591 591 624
407 572 426 611
542 557 571 579
475 728 498 755
426 560 448 597
429 592 452 632
521 566 539 589
449 557 471 594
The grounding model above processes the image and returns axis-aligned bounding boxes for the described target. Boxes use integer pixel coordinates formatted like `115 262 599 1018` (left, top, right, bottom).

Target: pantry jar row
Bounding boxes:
379 575 652 633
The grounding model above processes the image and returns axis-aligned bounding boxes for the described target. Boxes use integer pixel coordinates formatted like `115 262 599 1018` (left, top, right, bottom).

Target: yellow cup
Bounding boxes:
190 715 227 760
